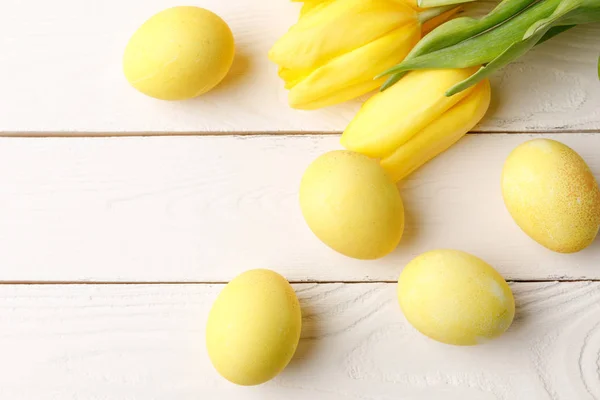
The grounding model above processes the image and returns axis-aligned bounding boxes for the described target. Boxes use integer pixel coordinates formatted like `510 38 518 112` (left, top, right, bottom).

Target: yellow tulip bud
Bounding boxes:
341 67 480 158
381 79 491 181
287 24 420 109
340 68 491 182
269 0 447 109
270 0 416 71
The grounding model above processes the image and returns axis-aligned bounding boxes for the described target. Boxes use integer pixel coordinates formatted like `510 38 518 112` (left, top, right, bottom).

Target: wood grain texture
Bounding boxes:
0 0 598 134
0 134 599 282
1 282 599 399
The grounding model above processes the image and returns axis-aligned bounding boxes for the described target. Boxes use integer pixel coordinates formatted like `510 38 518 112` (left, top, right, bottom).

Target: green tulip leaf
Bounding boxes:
446 3 580 96
375 23 569 92
380 0 600 94
378 0 542 82
524 0 580 39
446 27 549 96
379 0 562 79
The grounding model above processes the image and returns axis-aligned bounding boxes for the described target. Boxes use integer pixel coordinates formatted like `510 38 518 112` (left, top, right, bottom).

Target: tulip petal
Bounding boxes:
341 67 478 158
294 80 383 110
288 23 420 109
278 67 312 89
269 0 416 70
381 79 491 182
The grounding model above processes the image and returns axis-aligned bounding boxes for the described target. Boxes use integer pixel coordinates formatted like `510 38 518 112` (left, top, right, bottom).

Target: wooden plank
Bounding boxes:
0 134 599 282
0 0 598 134
1 282 599 399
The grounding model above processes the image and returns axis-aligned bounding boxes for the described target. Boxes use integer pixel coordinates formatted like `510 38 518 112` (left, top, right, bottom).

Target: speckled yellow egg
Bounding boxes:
123 6 235 100
502 139 600 253
398 249 515 346
299 150 405 260
206 269 301 386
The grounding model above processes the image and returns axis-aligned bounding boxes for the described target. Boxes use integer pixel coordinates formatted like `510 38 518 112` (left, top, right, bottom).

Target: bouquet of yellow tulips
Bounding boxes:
270 0 600 182
269 0 461 110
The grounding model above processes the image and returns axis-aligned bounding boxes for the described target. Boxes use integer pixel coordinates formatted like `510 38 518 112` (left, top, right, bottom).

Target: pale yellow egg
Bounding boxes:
123 6 235 100
206 269 301 386
502 139 600 253
299 150 405 260
398 249 515 346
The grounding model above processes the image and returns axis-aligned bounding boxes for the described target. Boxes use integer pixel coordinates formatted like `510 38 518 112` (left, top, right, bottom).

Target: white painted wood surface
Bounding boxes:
0 0 599 134
1 134 599 282
1 0 600 396
1 282 600 399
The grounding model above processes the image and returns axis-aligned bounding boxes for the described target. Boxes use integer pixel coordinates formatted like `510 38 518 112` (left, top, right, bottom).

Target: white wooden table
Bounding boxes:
1 1 600 399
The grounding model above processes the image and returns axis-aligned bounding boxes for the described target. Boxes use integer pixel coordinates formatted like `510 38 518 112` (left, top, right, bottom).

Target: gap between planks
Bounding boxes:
0 279 598 285
1 130 600 138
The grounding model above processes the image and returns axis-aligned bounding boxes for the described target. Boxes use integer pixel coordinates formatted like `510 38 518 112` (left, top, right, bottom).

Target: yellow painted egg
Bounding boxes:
123 6 235 100
502 139 600 253
299 150 404 260
398 249 515 346
206 269 301 386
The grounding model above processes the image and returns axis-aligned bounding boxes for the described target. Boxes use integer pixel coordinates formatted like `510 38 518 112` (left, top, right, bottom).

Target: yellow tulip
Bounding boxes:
341 68 491 181
269 0 452 110
381 79 491 181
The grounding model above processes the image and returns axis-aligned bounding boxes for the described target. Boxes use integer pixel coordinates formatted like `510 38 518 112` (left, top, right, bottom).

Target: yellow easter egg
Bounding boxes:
502 139 600 253
299 150 405 260
398 249 515 346
123 6 235 100
206 269 301 386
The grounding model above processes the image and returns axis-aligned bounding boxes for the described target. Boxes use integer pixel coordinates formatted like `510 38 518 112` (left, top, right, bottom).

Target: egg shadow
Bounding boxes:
208 49 252 95
587 169 600 251
393 181 420 252
511 288 527 327
485 283 533 348
283 301 322 374
503 289 526 342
